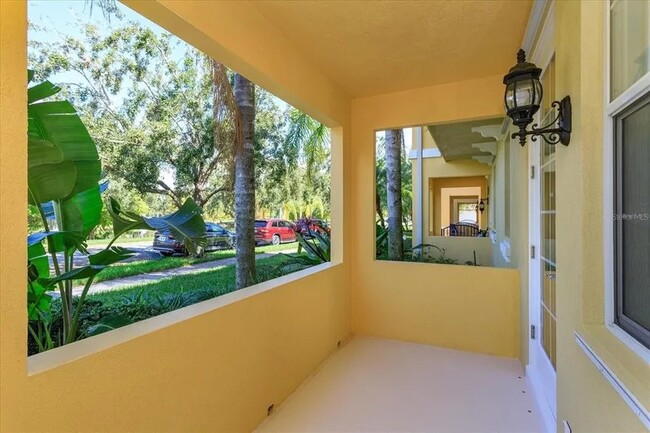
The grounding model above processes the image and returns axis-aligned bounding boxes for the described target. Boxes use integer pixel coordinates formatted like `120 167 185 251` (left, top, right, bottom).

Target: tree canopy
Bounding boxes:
29 17 331 230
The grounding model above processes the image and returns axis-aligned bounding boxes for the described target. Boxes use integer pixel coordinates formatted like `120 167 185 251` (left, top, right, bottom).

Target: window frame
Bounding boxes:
613 92 650 349
604 0 650 361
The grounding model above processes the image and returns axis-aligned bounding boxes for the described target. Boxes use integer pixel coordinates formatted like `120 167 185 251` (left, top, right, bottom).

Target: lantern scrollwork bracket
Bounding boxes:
510 96 572 147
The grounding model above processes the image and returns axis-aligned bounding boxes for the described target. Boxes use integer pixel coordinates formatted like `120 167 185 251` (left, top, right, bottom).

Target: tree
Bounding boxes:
385 129 403 260
29 22 236 210
234 73 256 289
284 109 330 187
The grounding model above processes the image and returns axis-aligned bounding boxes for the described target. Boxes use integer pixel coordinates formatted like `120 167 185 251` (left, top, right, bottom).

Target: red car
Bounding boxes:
295 218 330 238
255 219 297 245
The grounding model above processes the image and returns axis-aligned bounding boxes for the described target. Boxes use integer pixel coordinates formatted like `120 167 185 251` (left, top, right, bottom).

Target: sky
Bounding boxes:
28 0 289 110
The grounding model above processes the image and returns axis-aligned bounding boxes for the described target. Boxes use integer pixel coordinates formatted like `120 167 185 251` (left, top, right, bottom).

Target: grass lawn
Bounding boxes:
89 242 299 283
87 254 307 306
30 254 318 355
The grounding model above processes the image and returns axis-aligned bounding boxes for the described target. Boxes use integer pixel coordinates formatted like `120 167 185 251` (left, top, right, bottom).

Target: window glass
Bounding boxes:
611 0 649 100
616 94 650 346
255 220 268 228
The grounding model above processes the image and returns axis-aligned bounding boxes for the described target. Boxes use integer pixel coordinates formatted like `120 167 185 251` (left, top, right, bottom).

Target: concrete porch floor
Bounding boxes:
255 336 544 433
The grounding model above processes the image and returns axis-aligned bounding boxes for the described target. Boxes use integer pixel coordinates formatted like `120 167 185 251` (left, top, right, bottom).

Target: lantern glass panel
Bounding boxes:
534 78 543 106
505 82 516 110
514 78 536 107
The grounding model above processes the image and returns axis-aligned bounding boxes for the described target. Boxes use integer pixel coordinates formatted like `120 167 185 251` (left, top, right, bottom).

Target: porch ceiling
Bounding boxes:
428 117 504 162
252 0 532 98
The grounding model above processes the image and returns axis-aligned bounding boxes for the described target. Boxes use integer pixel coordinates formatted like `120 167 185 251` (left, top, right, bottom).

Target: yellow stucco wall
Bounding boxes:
429 176 487 234
411 154 491 245
351 75 522 358
553 1 649 432
2 1 648 432
0 1 352 432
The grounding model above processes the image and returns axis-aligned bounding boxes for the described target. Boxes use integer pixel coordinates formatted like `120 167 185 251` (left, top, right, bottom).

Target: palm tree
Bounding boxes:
284 108 329 186
385 129 403 260
233 73 256 289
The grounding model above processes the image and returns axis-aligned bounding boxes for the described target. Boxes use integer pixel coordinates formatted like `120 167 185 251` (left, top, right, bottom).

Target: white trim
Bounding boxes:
408 147 441 159
471 142 497 155
603 0 650 363
522 0 551 53
575 332 650 430
607 72 650 116
472 155 495 166
471 124 502 140
526 1 557 423
526 364 556 433
528 1 555 67
415 127 423 246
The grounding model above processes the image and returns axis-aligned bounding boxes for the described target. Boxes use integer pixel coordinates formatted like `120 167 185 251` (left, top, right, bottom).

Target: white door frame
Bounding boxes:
525 2 557 433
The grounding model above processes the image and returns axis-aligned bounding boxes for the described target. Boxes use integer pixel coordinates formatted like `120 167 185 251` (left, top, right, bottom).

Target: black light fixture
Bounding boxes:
503 49 571 146
476 198 489 214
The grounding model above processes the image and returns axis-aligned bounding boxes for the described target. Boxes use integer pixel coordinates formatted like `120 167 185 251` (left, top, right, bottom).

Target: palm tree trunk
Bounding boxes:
385 129 403 260
234 74 256 289
376 190 386 229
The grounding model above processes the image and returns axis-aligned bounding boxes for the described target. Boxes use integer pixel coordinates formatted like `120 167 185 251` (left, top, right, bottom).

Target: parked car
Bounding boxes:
153 222 234 256
254 218 296 245
294 217 331 238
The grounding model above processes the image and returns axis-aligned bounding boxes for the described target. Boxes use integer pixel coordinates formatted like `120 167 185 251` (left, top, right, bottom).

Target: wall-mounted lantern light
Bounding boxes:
503 49 571 146
476 198 489 214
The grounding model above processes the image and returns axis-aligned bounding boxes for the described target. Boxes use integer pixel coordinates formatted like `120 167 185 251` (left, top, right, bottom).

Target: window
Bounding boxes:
610 0 649 100
614 93 650 349
608 0 650 350
27 0 332 356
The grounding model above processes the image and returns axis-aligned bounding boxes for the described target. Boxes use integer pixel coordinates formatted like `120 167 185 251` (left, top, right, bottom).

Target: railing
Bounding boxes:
440 222 480 237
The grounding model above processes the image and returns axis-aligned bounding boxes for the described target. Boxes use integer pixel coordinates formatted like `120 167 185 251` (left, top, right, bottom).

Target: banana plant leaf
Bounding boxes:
40 180 109 220
60 185 103 236
88 247 134 266
28 136 63 168
27 242 52 320
28 281 53 321
28 231 87 254
27 242 49 283
28 97 101 199
108 197 206 255
28 160 77 205
27 79 61 104
38 265 106 288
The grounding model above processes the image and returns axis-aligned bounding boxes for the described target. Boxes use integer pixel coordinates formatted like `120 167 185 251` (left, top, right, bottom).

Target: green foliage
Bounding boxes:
30 22 236 209
27 254 310 355
29 18 331 221
282 231 331 272
26 72 206 353
406 244 458 265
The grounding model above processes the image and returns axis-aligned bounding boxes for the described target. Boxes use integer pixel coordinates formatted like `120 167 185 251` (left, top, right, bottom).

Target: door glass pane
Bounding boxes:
540 97 557 370
620 99 650 331
611 0 650 100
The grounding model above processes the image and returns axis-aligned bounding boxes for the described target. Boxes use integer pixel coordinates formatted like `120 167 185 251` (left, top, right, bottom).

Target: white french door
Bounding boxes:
528 53 558 431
